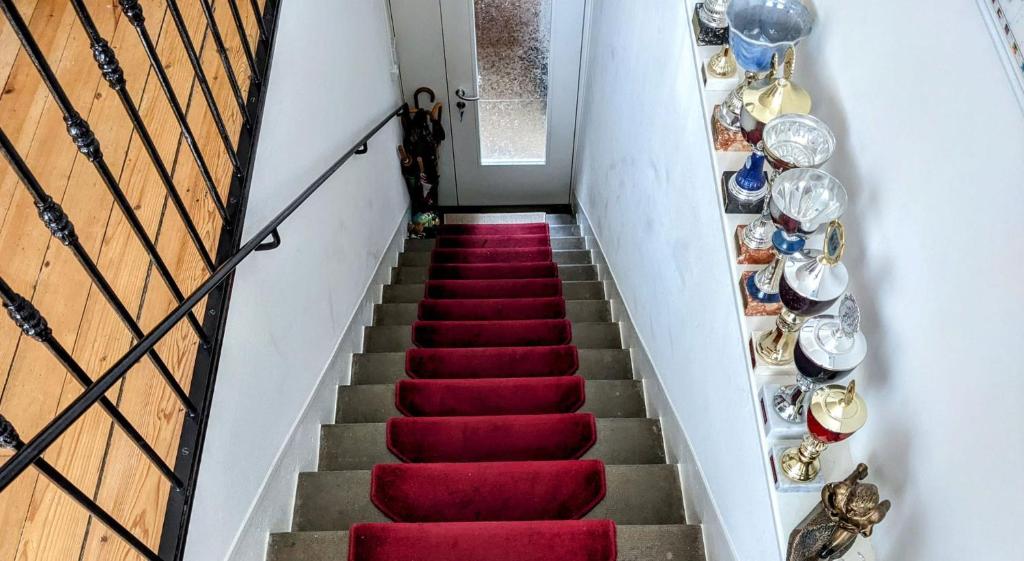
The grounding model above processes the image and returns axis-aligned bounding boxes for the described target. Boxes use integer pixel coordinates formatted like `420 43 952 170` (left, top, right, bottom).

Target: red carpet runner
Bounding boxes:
350 222 615 561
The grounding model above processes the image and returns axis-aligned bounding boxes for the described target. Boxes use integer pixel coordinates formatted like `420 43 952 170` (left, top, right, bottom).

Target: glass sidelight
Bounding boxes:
472 0 553 164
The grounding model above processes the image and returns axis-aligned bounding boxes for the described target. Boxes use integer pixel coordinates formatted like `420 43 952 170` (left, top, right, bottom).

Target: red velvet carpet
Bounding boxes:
405 345 580 379
395 377 586 416
348 521 617 561
351 220 614 561
387 413 597 463
412 319 572 348
370 460 607 522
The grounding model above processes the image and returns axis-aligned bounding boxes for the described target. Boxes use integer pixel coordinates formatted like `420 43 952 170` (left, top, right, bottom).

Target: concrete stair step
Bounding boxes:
547 214 575 225
336 380 646 423
373 300 613 326
269 524 704 561
392 263 598 284
319 418 666 471
382 280 604 303
291 464 684 531
349 349 633 384
398 249 591 267
363 322 621 353
405 236 586 252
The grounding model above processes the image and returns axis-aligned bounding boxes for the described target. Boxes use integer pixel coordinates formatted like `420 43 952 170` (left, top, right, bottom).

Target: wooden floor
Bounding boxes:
0 0 265 559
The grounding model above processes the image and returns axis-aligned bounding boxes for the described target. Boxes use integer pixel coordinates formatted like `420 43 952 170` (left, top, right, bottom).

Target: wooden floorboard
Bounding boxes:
0 0 267 559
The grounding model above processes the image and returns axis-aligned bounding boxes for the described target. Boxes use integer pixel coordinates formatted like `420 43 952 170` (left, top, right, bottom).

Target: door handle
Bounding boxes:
455 88 480 102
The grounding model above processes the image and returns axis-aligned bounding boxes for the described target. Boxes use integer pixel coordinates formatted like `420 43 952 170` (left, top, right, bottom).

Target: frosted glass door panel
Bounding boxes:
473 0 552 164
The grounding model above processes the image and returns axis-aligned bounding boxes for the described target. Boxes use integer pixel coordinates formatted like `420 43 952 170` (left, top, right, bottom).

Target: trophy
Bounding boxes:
713 0 814 134
707 45 737 79
726 48 813 214
744 169 846 309
755 220 849 366
694 0 731 46
781 381 868 483
787 463 891 561
773 294 867 423
739 95 833 258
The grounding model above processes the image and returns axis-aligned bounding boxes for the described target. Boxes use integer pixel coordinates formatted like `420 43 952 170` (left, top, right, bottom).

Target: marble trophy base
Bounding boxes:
770 440 836 493
721 172 767 214
712 107 750 152
741 272 782 316
692 4 729 46
735 225 774 265
760 384 806 440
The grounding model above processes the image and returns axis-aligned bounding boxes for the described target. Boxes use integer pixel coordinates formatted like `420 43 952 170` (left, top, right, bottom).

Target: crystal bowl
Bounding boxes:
728 0 815 72
764 114 836 171
769 168 847 236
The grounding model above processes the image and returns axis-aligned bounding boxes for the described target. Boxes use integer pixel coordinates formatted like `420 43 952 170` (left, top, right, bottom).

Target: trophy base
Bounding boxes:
692 5 729 46
770 441 830 493
712 108 750 152
735 226 775 264
722 172 767 214
741 272 782 316
760 384 807 440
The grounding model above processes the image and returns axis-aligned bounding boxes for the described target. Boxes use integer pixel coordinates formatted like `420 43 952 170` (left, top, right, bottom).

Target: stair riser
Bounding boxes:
292 464 684 531
349 349 634 384
363 323 621 353
392 264 598 284
382 281 605 304
405 237 586 252
336 381 646 423
319 418 666 471
398 250 592 267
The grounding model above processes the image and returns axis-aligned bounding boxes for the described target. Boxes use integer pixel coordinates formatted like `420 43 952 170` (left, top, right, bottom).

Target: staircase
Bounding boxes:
266 214 706 561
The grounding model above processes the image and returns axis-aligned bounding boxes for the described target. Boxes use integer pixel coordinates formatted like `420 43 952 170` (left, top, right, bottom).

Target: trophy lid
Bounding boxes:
782 222 849 304
742 48 812 124
798 295 869 373
809 381 868 435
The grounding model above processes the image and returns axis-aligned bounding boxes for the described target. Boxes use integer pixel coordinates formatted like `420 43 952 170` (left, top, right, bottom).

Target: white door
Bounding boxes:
440 0 585 205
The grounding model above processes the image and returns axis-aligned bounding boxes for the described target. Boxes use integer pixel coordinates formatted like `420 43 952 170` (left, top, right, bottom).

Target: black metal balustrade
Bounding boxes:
0 0 402 559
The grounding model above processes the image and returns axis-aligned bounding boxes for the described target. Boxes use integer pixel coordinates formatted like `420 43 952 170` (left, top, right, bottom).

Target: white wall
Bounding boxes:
797 2 1024 559
184 1 407 560
572 1 777 560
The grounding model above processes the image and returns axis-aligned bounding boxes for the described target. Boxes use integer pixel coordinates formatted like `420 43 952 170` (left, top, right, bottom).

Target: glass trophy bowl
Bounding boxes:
774 294 867 423
781 381 867 482
728 0 815 73
744 169 847 304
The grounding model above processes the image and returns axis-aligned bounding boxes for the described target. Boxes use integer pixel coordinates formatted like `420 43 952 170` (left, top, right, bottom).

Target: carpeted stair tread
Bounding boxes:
399 249 591 267
347 520 617 561
425 279 564 299
433 234 554 249
352 349 632 384
377 300 609 325
393 263 597 283
336 380 645 423
417 297 566 321
437 223 551 236
406 236 585 251
365 322 620 352
406 345 579 379
370 460 607 522
292 464 683 530
320 418 666 470
411 319 574 348
395 377 586 417
384 280 603 303
386 413 597 463
269 525 705 561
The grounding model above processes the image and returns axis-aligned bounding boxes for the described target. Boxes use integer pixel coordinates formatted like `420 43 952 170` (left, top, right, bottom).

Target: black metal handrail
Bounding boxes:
0 102 405 555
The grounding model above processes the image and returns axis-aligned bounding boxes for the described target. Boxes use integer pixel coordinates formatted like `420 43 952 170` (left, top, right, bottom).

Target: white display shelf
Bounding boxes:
683 4 875 560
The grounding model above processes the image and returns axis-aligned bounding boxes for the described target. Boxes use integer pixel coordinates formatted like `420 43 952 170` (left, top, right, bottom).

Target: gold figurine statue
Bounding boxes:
786 463 891 561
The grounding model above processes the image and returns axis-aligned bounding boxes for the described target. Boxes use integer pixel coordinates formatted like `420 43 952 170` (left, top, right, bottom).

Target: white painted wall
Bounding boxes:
797 2 1024 559
571 1 777 560
184 1 407 560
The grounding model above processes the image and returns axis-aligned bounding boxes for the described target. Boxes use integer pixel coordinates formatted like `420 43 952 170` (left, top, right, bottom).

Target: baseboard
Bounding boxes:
223 210 409 561
573 202 740 561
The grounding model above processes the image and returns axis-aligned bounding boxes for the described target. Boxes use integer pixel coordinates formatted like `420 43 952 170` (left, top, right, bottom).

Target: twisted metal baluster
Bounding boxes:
115 0 229 222
71 0 215 270
0 0 210 344
0 127 198 417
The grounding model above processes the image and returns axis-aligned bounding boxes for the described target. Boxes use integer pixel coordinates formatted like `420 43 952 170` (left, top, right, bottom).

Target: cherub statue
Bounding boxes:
787 463 891 561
